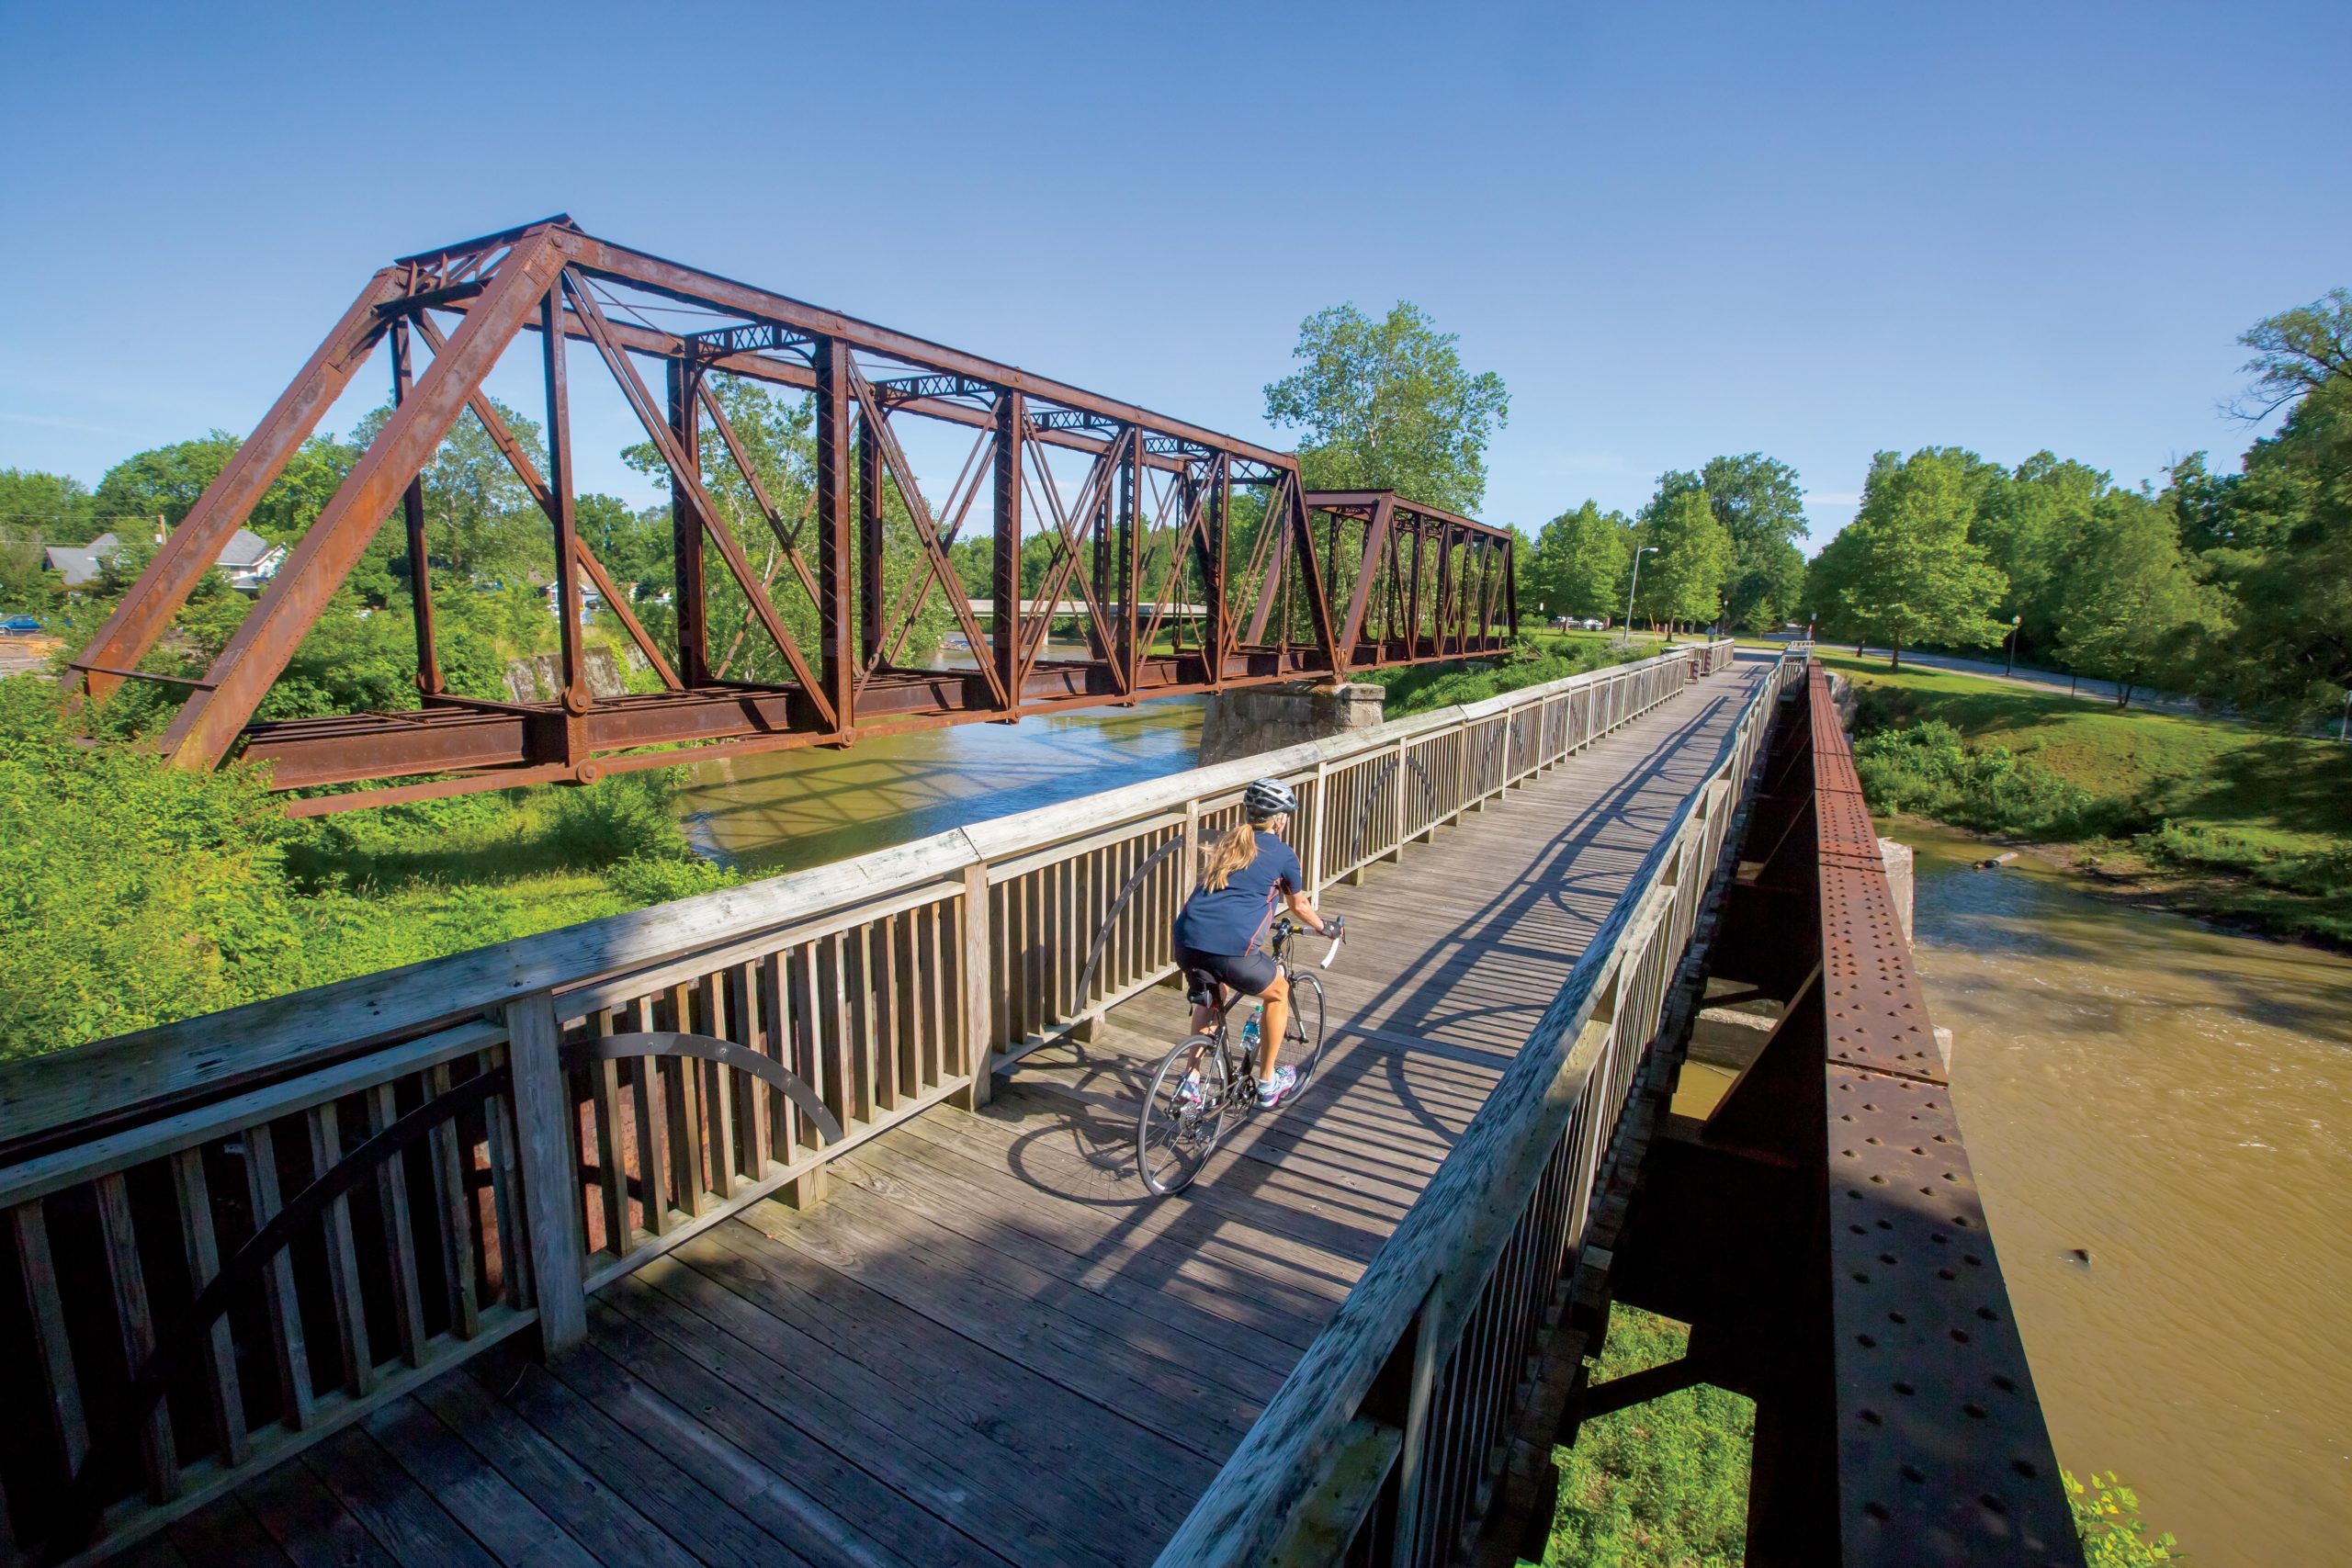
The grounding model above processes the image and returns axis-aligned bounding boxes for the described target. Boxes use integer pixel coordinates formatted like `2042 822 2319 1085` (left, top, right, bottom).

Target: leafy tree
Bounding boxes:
1972 450 2102 654
1820 448 2008 669
93 432 355 546
1524 501 1632 621
351 401 545 581
1699 454 1810 631
0 468 96 541
1263 301 1509 516
2229 287 2352 421
1634 479 1734 634
2053 495 2220 706
575 492 669 595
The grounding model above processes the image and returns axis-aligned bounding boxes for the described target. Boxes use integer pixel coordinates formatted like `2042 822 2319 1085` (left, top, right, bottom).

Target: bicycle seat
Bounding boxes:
1183 968 1221 1007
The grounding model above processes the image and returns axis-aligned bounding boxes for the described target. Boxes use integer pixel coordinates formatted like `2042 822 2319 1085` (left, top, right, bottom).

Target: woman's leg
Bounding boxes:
1255 973 1291 1079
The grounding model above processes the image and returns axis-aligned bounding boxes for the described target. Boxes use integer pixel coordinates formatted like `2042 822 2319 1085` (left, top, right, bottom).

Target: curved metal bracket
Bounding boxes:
565 1031 844 1148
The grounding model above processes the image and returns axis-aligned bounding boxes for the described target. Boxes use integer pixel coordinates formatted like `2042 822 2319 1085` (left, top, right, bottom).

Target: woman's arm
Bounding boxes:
1285 888 1334 936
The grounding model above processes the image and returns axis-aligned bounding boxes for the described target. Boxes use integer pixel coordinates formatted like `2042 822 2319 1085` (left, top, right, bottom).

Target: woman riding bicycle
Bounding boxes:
1171 778 1340 1109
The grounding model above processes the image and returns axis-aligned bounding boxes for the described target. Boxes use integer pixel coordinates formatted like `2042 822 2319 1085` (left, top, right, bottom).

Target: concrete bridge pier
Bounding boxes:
1197 680 1386 765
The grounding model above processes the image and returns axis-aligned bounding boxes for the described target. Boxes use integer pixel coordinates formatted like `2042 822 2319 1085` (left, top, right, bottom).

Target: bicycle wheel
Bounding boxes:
1282 970 1327 1100
1137 1035 1230 1195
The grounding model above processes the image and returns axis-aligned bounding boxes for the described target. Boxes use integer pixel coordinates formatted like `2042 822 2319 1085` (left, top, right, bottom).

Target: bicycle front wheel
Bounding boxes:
1137 1035 1230 1195
1283 970 1327 1100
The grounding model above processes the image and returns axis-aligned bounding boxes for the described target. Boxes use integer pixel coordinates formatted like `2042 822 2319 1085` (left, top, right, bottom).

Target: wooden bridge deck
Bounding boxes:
133 660 1767 1568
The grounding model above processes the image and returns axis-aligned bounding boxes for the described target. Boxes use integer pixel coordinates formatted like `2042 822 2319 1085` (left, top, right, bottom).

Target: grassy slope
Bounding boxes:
1821 650 2352 942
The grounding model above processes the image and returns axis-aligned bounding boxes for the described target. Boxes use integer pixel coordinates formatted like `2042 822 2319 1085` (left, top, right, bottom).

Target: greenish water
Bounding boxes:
1899 821 2352 1568
673 696 1204 874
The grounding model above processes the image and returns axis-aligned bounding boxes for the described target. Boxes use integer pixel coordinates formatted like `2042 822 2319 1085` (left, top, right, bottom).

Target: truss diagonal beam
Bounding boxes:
161 227 571 766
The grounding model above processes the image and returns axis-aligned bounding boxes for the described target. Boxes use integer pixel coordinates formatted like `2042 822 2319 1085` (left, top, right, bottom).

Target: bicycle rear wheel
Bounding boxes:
1137 1035 1230 1195
1283 970 1327 1100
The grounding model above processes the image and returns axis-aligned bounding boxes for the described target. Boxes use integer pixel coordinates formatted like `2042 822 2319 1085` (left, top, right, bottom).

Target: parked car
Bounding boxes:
1 615 44 636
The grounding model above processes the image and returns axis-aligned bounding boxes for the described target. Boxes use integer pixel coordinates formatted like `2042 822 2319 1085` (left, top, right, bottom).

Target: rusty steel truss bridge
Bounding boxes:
62 217 1517 810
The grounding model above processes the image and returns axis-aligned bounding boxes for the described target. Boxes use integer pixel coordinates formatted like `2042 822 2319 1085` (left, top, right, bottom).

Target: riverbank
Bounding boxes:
1365 631 1653 716
1824 651 2352 946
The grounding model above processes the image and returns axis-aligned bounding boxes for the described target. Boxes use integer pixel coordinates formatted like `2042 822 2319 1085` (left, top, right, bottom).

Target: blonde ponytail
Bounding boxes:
1198 821 1261 892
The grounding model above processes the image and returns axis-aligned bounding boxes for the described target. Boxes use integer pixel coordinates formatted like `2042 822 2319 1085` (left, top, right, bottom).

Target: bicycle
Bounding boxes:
1136 916 1341 1195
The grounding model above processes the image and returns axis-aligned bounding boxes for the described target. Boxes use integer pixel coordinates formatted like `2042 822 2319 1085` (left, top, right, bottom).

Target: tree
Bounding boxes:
2053 495 2218 706
2229 288 2352 421
352 402 544 581
1699 454 1810 632
0 468 96 542
1973 451 2107 655
2203 312 2352 725
1264 301 1509 516
1634 479 1734 634
1525 501 1632 621
1828 448 2008 670
94 432 355 545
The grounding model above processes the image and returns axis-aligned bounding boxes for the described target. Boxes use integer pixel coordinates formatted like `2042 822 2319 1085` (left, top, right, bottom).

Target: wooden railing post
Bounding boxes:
954 861 994 1111
503 991 587 1354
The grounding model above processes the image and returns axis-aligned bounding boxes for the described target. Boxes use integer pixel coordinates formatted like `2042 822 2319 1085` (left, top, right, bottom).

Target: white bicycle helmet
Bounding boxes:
1244 778 1298 821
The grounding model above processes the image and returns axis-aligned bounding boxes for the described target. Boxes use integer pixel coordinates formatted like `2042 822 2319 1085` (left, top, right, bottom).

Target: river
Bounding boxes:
674 696 1205 873
1901 821 2352 1567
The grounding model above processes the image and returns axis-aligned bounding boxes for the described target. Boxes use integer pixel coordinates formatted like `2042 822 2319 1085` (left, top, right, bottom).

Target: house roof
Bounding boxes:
218 527 277 569
43 532 120 588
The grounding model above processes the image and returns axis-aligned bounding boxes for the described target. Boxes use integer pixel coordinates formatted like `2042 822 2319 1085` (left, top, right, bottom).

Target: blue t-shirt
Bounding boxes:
1173 830 1303 955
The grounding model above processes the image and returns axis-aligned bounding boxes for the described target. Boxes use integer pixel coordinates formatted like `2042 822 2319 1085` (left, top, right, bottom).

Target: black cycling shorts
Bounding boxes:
1174 942 1278 996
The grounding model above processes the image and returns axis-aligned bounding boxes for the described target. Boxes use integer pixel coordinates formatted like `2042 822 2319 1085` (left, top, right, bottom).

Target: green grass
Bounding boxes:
1368 634 1654 717
1821 650 2352 942
1541 1307 1753 1567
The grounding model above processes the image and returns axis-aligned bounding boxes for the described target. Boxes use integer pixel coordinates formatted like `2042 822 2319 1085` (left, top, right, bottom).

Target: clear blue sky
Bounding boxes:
3 1 2346 550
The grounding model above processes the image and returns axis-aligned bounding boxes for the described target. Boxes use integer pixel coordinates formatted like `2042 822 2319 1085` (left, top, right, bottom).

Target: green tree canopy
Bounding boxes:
2053 494 2221 706
1816 447 2008 668
1700 453 1810 632
1634 479 1734 633
1525 501 1632 620
0 468 96 542
1263 301 1509 516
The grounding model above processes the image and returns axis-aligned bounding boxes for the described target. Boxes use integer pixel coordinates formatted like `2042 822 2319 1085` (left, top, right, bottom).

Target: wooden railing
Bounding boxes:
0 638 1742 1563
1153 644 1800 1568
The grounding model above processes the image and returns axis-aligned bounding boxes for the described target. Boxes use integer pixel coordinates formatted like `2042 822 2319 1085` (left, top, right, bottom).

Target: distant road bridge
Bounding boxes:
62 217 1515 812
0 647 2079 1566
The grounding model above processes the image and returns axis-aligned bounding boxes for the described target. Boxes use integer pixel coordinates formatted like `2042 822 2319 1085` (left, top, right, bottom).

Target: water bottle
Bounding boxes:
1239 1006 1262 1068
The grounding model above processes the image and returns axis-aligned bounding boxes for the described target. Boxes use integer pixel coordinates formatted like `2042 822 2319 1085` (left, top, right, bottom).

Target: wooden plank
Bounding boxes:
301 1424 500 1568
361 1396 608 1568
13 1198 89 1475
581 1298 1020 1568
304 1104 375 1397
365 1086 430 1369
96 1169 179 1499
170 1149 251 1466
504 992 588 1351
242 1121 316 1427
238 1454 401 1568
625 1253 1172 1568
164 1494 296 1568
424 1064 483 1339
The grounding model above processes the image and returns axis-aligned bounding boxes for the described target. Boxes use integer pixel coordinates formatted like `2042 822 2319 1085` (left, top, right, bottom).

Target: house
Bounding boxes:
40 525 285 593
216 527 286 592
42 533 124 588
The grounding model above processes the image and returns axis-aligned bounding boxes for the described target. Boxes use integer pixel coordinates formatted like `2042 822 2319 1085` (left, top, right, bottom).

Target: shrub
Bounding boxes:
0 679 303 1056
2065 1472 2182 1565
1852 720 2101 839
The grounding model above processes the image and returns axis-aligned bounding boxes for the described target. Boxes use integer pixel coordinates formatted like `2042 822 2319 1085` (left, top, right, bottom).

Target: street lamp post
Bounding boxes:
1621 547 1658 647
2340 687 2350 743
2003 613 2022 677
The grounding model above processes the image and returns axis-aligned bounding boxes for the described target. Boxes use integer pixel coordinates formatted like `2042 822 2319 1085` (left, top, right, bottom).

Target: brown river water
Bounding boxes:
1901 821 2352 1567
678 698 2351 1564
